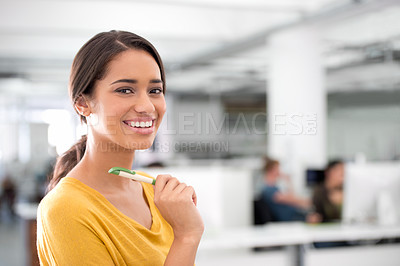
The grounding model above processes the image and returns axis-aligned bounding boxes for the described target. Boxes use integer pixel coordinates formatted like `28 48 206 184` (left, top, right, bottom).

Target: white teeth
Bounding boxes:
126 120 153 128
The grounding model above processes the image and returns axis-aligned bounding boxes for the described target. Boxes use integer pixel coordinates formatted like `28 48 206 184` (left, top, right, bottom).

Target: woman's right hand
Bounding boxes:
153 175 204 243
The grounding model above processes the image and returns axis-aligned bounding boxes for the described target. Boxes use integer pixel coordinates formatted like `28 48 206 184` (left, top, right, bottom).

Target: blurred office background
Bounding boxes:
1 0 400 265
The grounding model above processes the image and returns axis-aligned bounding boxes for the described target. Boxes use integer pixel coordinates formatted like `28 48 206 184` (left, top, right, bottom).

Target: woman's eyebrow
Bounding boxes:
111 79 137 85
110 79 162 85
150 79 163 84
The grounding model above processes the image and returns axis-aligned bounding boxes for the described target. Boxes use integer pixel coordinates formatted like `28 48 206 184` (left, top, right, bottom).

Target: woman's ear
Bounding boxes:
75 95 91 117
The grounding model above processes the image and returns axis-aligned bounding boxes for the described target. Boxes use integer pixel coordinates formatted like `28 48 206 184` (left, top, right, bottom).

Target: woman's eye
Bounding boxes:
150 88 163 94
116 88 133 94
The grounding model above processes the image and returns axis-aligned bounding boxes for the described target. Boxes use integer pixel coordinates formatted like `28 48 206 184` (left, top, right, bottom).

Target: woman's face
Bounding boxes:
86 49 166 151
326 163 345 187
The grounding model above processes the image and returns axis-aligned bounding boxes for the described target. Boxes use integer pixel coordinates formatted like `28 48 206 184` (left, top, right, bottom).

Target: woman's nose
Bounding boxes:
133 94 155 114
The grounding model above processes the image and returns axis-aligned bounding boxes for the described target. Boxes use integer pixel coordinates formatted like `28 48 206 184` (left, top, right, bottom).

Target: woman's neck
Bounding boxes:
68 137 137 193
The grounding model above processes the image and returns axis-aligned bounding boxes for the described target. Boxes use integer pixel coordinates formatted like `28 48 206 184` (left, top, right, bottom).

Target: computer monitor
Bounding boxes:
342 162 400 225
306 169 325 187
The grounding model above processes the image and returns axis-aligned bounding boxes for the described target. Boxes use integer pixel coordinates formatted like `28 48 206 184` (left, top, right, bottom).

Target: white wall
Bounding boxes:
328 105 400 161
170 97 224 144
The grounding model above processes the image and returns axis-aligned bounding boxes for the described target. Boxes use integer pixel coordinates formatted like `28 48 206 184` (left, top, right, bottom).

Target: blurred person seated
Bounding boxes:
1 174 17 220
312 160 351 248
312 160 344 223
260 158 319 222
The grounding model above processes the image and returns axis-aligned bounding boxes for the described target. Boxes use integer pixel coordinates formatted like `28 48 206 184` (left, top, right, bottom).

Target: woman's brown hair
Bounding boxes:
47 30 166 192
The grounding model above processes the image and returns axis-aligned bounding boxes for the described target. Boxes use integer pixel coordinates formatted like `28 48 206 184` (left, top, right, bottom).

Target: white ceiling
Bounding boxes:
0 0 400 97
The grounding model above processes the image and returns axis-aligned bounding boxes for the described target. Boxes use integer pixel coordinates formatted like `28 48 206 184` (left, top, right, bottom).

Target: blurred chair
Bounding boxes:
253 196 275 225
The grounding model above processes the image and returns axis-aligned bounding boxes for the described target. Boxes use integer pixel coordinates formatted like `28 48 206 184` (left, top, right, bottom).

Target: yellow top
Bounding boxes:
37 177 174 265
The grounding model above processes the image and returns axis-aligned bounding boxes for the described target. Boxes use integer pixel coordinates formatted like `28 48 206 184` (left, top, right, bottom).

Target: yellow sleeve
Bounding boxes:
37 199 115 266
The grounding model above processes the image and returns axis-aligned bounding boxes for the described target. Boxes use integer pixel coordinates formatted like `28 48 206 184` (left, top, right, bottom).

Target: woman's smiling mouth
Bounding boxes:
123 119 156 134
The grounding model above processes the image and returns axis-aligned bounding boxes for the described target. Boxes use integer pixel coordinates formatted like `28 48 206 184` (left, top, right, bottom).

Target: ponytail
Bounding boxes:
47 135 87 192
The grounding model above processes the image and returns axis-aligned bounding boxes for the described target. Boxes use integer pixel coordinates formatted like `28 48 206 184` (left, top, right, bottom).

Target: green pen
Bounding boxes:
108 167 156 185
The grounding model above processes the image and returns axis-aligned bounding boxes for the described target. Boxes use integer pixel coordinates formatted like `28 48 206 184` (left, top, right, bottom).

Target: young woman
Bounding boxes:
36 30 204 265
312 160 345 223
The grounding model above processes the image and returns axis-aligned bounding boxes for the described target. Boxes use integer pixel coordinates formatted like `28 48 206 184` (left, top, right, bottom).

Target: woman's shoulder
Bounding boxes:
38 177 95 218
312 183 326 194
312 183 328 202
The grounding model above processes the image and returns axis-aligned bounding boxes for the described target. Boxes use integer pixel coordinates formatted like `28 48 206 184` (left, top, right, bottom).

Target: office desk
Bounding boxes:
199 222 400 266
16 203 400 266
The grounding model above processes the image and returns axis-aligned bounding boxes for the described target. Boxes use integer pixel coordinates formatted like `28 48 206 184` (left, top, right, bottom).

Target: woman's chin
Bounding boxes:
123 140 154 151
